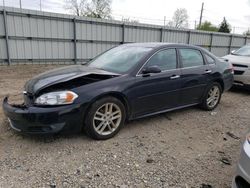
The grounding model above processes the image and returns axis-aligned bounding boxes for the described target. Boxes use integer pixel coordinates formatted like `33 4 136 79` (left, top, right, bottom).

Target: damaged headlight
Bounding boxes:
35 91 78 105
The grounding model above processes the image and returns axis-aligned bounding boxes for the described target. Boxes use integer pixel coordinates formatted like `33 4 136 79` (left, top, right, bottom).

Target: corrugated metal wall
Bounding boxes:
0 6 249 65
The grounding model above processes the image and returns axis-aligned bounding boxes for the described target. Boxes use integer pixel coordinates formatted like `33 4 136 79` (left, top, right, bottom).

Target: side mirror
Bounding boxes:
231 50 235 54
142 66 161 75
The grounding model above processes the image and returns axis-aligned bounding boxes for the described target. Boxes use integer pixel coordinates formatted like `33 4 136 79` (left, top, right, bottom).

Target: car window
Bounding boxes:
179 49 204 68
88 46 152 74
145 49 177 71
233 45 250 56
205 54 215 64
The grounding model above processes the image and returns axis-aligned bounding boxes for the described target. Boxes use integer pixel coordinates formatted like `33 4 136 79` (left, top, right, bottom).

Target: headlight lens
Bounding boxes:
35 91 78 105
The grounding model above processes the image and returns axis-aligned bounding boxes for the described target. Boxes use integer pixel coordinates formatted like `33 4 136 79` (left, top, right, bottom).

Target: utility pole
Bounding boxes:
199 2 204 28
163 16 166 27
194 20 197 29
3 0 5 7
40 0 42 11
19 0 22 9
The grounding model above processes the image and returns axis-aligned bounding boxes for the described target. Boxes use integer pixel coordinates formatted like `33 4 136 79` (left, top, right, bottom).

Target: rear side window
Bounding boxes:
205 54 215 64
145 49 177 71
179 49 204 68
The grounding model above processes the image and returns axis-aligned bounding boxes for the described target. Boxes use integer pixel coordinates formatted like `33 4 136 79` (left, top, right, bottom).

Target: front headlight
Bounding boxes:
35 91 78 105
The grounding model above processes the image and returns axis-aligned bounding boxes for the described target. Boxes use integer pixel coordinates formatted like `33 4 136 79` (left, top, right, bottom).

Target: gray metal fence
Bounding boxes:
1 6 250 65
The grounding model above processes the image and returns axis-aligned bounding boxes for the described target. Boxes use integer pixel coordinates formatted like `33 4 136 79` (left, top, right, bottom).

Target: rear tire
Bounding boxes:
201 82 222 111
84 97 126 140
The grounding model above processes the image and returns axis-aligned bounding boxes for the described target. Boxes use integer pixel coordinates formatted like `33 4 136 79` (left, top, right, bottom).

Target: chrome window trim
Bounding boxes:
179 64 206 70
136 48 178 77
136 68 180 77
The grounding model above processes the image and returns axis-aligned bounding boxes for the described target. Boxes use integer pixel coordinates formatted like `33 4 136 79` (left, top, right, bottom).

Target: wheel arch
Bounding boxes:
84 92 131 123
213 78 224 92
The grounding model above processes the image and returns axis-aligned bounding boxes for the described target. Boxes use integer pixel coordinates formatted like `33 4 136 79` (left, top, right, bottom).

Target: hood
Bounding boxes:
24 65 119 95
222 54 250 65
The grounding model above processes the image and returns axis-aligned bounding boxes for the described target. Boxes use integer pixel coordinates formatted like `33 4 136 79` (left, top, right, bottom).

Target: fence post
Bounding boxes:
121 23 125 44
73 18 77 64
228 35 233 54
209 33 213 52
3 9 11 65
160 28 164 42
187 31 191 44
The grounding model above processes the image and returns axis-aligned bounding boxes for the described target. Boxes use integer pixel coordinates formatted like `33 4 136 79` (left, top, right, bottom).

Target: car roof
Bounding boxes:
122 42 200 49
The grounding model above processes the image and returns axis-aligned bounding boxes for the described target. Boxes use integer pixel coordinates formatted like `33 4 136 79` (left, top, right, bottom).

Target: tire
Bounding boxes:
84 96 126 140
200 82 222 111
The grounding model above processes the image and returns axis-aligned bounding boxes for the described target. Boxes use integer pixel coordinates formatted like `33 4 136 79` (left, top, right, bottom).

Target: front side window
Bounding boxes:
145 49 177 71
179 49 204 68
88 46 152 73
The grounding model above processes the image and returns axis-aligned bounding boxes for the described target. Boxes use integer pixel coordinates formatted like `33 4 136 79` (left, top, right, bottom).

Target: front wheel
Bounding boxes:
201 82 222 111
84 97 126 140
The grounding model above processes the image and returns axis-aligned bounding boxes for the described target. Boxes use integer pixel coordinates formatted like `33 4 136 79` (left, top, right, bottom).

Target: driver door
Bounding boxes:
131 48 181 117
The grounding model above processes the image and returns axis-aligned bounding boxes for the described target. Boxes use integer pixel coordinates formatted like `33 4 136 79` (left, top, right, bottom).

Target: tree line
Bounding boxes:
64 0 250 36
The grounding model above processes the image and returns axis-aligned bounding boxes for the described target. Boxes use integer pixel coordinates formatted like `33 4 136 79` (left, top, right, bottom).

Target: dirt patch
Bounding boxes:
0 65 250 188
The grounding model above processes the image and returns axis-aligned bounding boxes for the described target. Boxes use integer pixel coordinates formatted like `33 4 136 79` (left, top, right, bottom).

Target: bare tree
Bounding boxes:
65 0 112 19
122 17 139 24
64 0 86 16
243 29 250 36
168 8 189 28
85 0 112 19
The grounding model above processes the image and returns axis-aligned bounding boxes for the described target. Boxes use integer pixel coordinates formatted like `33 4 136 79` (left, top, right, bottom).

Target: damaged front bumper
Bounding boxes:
2 97 86 134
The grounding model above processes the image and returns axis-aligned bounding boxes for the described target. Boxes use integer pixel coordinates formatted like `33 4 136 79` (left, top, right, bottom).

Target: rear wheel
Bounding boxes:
201 82 222 110
84 97 126 140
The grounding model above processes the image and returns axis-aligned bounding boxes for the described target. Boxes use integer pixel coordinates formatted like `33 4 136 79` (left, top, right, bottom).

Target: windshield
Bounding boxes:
88 46 152 73
233 45 250 56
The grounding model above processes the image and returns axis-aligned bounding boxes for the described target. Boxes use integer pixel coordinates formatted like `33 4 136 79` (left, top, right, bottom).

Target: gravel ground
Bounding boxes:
0 65 250 188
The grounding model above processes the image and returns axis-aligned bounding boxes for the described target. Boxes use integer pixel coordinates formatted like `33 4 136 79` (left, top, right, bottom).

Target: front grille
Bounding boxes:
233 63 248 68
234 70 245 75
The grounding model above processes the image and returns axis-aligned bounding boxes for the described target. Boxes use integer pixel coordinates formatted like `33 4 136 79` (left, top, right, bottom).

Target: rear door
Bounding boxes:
178 48 209 105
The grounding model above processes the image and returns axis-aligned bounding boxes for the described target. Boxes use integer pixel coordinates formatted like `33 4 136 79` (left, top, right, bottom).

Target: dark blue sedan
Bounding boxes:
2 43 234 140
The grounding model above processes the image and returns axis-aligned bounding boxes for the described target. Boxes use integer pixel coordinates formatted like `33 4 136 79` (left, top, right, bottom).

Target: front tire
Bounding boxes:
84 97 126 140
201 82 222 111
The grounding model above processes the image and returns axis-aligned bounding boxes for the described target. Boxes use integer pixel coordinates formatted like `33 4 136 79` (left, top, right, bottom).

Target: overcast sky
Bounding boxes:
1 0 250 34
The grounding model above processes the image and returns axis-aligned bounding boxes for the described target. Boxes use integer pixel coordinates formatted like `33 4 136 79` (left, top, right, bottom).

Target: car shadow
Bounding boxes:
21 132 91 143
125 105 199 129
229 86 250 96
1 105 200 143
0 117 91 143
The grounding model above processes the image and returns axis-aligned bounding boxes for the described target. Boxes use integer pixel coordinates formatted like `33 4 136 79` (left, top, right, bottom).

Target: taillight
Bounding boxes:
229 63 234 74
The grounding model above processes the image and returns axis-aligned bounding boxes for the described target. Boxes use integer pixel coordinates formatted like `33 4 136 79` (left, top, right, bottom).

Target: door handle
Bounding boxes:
170 75 180 80
204 70 212 74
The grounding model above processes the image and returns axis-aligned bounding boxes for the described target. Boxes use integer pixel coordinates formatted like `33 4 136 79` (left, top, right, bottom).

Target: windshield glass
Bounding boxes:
233 45 250 56
88 46 152 73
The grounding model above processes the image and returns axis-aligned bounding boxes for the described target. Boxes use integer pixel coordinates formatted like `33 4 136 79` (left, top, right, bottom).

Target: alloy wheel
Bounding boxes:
206 85 220 108
93 103 122 136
